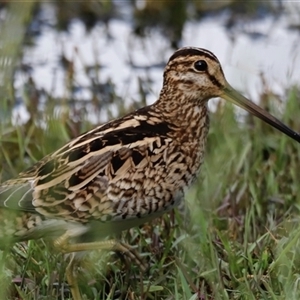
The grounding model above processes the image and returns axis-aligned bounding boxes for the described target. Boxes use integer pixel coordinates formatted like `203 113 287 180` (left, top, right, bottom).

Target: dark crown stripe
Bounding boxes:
169 47 218 63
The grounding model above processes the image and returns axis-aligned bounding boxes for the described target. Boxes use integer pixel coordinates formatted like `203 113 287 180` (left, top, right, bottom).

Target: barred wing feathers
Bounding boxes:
0 112 174 223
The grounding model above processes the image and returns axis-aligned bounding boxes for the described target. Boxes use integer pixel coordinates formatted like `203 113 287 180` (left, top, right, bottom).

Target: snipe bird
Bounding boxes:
1 47 300 299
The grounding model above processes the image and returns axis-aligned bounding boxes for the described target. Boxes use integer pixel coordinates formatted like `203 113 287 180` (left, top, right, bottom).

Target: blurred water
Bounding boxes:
13 3 300 123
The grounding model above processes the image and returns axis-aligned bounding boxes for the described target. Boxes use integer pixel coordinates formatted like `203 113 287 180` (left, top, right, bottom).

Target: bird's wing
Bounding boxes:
0 112 174 221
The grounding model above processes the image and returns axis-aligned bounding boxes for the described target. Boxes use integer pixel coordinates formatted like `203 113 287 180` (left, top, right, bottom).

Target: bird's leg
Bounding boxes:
64 240 144 268
53 234 81 300
65 253 81 300
53 232 147 299
54 232 146 271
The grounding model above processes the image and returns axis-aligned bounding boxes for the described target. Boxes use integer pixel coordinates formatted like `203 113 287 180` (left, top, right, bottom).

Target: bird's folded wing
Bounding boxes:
0 113 173 222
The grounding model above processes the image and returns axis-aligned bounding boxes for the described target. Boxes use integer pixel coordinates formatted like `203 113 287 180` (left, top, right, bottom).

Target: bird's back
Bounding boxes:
0 103 209 244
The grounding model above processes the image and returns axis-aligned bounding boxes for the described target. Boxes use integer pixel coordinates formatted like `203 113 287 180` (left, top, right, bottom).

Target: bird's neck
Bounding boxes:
151 85 210 186
153 86 209 132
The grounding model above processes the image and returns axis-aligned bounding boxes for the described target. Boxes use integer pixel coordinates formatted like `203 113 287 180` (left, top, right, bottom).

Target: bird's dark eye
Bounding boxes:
194 60 208 71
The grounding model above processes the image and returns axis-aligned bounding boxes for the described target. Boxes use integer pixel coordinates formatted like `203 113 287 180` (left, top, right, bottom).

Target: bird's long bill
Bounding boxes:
221 83 300 143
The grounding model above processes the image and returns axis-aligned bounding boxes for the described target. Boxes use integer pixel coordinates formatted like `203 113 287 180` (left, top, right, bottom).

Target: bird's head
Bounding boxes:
160 46 300 142
164 47 226 101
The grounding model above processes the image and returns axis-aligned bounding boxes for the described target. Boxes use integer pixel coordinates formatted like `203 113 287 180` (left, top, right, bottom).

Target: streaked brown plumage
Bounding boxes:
1 47 300 299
